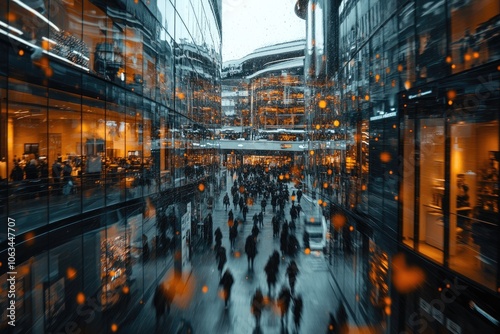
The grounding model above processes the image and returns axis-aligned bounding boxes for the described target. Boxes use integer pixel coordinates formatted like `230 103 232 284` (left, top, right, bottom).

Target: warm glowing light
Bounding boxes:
361 185 367 191
318 100 327 108
198 183 205 192
279 174 284 180
331 213 347 231
76 292 85 304
384 297 392 305
386 67 391 74
380 152 391 163
333 120 340 127
202 285 209 293
309 150 315 156
446 283 451 289
392 253 425 293
392 124 397 129
404 80 411 90
178 92 185 100
327 169 332 175
239 185 245 193
304 248 311 255
385 306 391 315
315 124 321 130
122 286 130 294
349 226 354 232
111 323 118 332
351 95 356 101
234 251 241 258
446 56 452 63
375 74 380 82
323 182 329 189
389 170 393 175
397 64 403 72
447 90 457 100
448 100 453 105
66 267 77 280
24 231 35 246
464 54 472 61
318 199 323 205
451 64 456 69
364 94 370 101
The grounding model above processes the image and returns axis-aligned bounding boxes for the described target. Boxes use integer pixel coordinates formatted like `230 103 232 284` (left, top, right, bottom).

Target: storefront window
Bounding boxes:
449 0 500 74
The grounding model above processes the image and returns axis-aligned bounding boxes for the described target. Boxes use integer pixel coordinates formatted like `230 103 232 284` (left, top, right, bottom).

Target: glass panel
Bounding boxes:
8 79 49 233
448 99 498 291
415 0 447 84
449 0 500 74
418 117 444 264
402 115 415 248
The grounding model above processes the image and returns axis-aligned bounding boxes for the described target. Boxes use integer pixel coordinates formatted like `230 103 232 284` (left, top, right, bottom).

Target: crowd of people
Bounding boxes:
151 163 348 333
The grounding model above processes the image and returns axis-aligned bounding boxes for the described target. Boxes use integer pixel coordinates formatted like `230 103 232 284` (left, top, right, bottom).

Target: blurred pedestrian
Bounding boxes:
214 227 222 252
245 234 257 270
219 269 234 308
223 192 230 211
292 295 303 333
216 246 227 277
251 288 264 327
264 252 279 297
286 260 299 295
277 286 292 328
153 284 167 324
229 223 238 251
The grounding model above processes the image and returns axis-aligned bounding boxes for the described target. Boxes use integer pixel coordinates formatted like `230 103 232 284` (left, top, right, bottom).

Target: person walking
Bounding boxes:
297 188 302 203
286 260 299 295
153 283 167 324
264 252 279 297
219 269 234 309
277 285 292 329
229 223 238 251
251 288 264 328
214 227 222 252
292 294 303 333
223 192 230 211
216 246 227 277
245 234 257 270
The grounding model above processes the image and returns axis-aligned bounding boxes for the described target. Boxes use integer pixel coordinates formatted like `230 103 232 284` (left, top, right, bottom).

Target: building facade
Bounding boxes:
0 0 221 332
222 40 306 138
297 0 499 333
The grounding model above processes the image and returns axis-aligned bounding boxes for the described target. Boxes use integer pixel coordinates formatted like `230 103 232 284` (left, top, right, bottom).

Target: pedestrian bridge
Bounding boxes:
196 140 348 152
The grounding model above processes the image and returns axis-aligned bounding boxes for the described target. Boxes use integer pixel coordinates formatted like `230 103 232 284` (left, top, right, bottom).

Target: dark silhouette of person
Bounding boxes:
292 295 303 333
10 163 24 181
297 189 302 203
153 284 167 324
277 286 292 328
251 288 264 327
326 312 337 333
223 192 230 211
264 252 280 297
214 227 223 252
286 260 299 295
245 234 257 270
219 269 234 308
229 223 238 251
216 246 227 277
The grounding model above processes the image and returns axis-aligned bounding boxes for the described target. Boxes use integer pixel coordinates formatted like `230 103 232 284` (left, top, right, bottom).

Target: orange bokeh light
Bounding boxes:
304 248 311 255
111 323 118 332
198 183 205 192
318 100 327 109
380 152 391 163
67 267 77 280
202 285 209 293
331 213 347 231
392 253 425 294
76 292 85 305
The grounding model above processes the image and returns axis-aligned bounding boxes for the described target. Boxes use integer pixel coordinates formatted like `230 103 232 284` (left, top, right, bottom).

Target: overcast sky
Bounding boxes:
222 0 306 62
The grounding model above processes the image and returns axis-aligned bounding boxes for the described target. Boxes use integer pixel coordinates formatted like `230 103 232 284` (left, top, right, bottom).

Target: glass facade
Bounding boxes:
0 0 221 332
303 0 500 332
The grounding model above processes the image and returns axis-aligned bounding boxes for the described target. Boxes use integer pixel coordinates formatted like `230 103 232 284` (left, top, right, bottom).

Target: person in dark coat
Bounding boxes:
297 189 302 203
277 286 292 328
286 260 299 295
223 192 230 211
242 203 248 221
216 246 227 276
251 288 264 327
264 252 280 297
272 216 280 238
258 211 264 228
153 284 167 323
292 294 303 333
229 223 238 251
245 234 257 270
219 269 234 308
24 159 39 180
251 223 260 241
10 163 24 181
214 227 223 252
